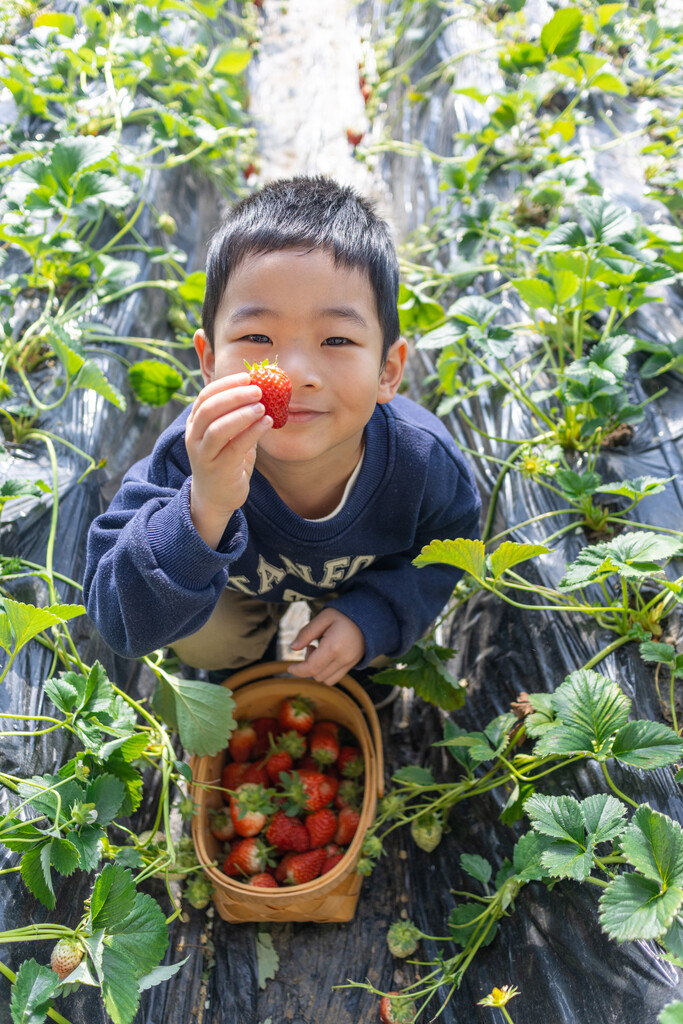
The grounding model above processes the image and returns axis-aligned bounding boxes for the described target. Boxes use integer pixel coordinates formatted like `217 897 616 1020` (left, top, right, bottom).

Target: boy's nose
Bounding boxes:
281 352 322 390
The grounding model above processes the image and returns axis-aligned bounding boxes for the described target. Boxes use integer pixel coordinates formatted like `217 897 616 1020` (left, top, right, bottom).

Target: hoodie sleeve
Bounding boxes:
83 434 248 660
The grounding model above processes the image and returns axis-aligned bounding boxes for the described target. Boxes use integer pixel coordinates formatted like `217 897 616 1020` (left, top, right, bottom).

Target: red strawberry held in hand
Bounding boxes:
246 358 292 429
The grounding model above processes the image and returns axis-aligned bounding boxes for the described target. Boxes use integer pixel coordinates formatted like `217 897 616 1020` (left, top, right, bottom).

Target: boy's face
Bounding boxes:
194 247 407 469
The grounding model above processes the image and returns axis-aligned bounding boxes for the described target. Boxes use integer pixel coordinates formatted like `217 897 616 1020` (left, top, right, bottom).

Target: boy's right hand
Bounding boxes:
185 372 272 548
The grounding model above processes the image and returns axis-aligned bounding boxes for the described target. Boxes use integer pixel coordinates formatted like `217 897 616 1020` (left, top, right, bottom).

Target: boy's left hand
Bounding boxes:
288 608 365 686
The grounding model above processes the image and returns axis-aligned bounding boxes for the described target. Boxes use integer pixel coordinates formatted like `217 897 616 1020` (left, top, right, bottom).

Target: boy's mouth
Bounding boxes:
286 408 323 423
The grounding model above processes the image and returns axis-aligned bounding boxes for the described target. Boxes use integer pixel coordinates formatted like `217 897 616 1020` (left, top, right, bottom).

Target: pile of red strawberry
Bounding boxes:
211 694 365 888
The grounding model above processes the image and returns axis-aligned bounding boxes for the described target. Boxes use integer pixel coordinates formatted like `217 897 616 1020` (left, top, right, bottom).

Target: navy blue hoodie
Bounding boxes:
83 393 481 667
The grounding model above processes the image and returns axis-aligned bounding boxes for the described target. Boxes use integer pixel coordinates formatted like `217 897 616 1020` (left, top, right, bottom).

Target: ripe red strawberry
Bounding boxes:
346 127 364 147
321 852 344 875
249 871 278 888
309 730 340 768
265 730 307 784
311 719 339 738
222 761 247 794
209 807 236 842
229 783 274 837
282 848 327 885
251 717 280 758
229 720 256 763
242 760 270 787
294 753 318 772
246 358 292 429
305 807 338 848
281 769 339 813
379 992 418 1024
50 937 83 979
278 695 315 734
266 810 311 852
335 804 360 845
338 745 364 778
223 836 271 877
334 778 362 810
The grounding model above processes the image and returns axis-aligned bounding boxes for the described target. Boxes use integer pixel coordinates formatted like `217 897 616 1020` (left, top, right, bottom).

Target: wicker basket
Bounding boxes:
190 660 384 923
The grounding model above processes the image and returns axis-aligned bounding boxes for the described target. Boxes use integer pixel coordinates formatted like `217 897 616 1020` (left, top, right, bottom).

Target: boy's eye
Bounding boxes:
323 336 352 347
242 334 271 344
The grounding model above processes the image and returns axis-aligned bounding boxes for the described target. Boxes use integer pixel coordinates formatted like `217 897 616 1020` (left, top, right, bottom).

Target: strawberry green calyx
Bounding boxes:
379 991 418 1024
50 936 84 979
387 919 421 958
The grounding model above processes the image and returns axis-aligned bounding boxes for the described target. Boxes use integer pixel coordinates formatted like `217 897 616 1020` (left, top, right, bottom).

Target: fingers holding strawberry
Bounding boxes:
185 371 273 548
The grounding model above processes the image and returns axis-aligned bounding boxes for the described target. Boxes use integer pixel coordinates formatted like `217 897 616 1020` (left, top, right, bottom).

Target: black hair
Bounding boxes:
201 175 400 361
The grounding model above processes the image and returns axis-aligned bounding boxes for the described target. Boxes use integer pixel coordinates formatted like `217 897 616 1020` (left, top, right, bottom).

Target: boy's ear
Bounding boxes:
376 337 408 404
193 329 215 385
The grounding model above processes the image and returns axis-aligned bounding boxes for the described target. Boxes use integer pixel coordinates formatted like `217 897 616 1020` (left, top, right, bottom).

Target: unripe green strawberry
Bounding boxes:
410 811 442 852
184 874 213 909
246 358 292 429
50 937 83 979
386 919 421 958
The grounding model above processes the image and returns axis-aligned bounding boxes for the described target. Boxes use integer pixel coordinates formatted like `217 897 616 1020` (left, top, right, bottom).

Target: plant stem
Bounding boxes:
600 762 638 809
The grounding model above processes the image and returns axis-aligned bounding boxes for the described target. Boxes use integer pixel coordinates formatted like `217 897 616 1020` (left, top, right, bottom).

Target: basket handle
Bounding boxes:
220 660 385 798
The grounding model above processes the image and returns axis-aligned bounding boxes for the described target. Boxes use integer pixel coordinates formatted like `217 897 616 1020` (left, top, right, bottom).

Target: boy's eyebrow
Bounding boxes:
316 306 369 328
227 304 369 328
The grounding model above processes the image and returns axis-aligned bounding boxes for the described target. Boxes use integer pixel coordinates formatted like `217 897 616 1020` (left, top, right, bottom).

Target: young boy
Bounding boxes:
83 176 481 686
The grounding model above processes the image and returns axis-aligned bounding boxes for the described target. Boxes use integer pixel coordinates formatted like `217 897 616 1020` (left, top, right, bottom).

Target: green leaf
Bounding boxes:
69 825 105 873
256 929 279 989
611 720 683 769
620 805 683 888
209 44 252 75
10 959 59 1024
128 361 183 406
525 793 584 842
413 537 486 579
596 476 672 501
540 8 583 56
535 669 630 760
541 834 596 880
20 844 55 909
370 640 466 711
559 531 682 590
488 541 549 579
0 598 84 654
591 71 628 94
512 277 556 310
151 675 236 756
660 1003 683 1024
105 890 169 975
555 469 602 499
17 774 85 824
137 957 190 993
74 360 126 410
512 831 553 882
580 793 627 844
578 196 637 244
33 11 77 35
90 864 137 931
639 640 678 666
460 853 492 887
48 837 80 876
49 136 115 191
177 271 206 303
537 222 587 251
447 295 498 329
599 872 683 941
86 774 127 826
